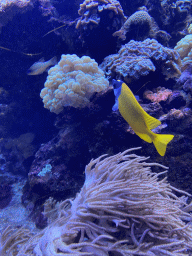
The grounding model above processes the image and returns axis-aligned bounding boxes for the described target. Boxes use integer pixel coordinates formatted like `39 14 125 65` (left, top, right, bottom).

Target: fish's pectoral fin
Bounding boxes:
112 79 122 111
112 101 119 111
153 134 174 156
143 112 161 130
135 132 152 143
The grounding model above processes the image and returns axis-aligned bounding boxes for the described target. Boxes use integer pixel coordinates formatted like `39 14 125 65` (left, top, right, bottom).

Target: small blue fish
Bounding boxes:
27 56 57 75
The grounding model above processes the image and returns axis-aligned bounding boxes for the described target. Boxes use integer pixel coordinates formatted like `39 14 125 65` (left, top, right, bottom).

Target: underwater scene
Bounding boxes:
0 0 192 255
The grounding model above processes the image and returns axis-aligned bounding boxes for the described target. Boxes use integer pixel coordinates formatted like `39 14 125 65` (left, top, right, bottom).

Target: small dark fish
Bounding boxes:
27 56 57 75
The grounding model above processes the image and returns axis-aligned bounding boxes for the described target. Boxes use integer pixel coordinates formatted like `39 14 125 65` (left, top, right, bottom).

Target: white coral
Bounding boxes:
174 34 192 69
6 148 192 256
40 54 109 114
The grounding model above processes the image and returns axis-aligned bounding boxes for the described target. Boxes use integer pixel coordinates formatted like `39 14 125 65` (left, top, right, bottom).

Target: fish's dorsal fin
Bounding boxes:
50 56 57 65
142 112 161 130
38 57 45 62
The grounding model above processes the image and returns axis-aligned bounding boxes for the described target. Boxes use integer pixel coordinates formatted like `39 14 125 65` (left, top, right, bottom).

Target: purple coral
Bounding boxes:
101 38 181 82
177 64 192 93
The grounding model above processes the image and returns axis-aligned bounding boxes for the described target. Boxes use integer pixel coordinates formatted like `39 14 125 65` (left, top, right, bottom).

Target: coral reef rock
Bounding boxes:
75 0 126 62
0 0 32 27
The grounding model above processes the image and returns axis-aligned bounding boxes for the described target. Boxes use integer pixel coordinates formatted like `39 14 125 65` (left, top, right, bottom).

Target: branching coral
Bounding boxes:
76 0 125 30
101 38 181 82
173 0 191 17
145 0 191 43
2 148 192 255
40 54 109 114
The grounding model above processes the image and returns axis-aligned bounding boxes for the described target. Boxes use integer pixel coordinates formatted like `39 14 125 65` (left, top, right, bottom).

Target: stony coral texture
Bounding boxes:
40 54 109 114
113 10 154 40
174 34 192 69
1 148 192 255
101 38 181 82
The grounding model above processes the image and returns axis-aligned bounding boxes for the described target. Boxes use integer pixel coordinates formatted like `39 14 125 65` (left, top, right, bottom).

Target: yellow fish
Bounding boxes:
112 79 174 156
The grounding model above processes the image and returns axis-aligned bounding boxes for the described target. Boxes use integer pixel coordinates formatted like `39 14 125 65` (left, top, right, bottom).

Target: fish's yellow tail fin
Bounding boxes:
153 134 174 156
